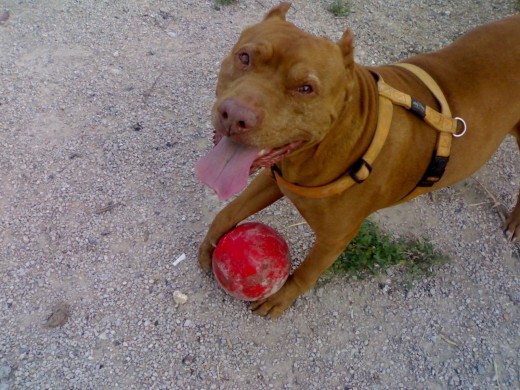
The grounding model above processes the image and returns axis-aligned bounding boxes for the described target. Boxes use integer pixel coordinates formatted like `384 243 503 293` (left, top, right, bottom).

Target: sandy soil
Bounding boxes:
0 1 518 389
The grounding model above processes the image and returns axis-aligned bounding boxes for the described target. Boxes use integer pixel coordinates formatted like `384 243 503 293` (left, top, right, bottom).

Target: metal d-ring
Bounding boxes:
453 117 467 138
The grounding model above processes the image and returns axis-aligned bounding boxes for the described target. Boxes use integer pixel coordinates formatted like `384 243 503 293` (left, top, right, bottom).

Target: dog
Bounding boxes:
195 2 520 318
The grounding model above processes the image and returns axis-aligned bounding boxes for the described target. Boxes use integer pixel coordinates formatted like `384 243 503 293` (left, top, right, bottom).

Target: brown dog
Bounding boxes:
196 3 520 318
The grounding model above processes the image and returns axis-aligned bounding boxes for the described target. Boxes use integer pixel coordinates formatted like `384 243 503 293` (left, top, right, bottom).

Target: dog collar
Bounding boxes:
272 64 466 199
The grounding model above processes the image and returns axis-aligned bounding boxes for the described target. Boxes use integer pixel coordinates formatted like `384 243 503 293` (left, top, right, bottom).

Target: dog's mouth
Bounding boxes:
195 132 305 200
250 140 305 173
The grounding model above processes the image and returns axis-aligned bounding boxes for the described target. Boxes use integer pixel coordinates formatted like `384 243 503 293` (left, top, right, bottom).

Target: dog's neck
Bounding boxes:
278 64 379 187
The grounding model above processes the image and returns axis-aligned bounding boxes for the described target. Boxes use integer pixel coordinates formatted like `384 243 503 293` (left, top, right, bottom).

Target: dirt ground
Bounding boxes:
0 1 518 389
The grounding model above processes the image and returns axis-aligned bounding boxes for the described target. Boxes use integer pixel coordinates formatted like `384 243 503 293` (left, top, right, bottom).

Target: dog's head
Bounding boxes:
196 2 356 200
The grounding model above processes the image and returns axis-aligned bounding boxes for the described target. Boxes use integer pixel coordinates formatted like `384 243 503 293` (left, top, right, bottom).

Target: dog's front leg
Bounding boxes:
198 169 284 272
250 225 361 318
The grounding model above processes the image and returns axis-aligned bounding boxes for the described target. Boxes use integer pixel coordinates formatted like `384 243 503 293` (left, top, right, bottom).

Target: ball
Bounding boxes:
212 222 290 301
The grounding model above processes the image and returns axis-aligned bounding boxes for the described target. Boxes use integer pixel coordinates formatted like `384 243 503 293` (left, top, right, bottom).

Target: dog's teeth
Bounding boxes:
259 149 267 156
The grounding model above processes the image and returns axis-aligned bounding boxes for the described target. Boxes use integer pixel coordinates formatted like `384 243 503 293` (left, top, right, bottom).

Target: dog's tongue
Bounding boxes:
195 136 260 200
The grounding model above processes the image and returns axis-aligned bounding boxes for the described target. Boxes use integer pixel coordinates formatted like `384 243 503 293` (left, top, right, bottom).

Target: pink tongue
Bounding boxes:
195 136 260 200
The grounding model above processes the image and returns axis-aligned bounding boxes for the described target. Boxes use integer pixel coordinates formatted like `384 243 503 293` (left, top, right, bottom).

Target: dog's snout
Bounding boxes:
218 99 260 136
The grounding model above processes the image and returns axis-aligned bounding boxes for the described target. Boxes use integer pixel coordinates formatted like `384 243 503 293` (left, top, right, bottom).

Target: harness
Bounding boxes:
271 63 467 200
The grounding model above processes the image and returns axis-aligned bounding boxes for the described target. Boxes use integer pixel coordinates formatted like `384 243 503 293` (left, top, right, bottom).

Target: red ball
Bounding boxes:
212 222 290 301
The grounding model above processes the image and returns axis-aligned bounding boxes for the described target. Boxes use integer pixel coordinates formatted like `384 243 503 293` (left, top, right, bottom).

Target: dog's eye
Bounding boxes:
238 52 250 66
297 85 314 94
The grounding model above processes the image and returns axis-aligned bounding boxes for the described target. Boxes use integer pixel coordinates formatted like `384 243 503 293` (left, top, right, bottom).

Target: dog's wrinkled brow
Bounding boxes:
288 64 321 85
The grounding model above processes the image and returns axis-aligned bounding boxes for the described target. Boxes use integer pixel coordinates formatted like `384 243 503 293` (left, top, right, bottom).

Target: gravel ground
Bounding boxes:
0 1 518 389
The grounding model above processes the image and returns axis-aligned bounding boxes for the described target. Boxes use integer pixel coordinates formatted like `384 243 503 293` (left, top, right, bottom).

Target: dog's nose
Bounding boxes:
218 99 259 136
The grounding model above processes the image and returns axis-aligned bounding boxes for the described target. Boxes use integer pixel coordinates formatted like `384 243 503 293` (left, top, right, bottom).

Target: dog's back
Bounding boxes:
399 15 520 184
409 15 520 127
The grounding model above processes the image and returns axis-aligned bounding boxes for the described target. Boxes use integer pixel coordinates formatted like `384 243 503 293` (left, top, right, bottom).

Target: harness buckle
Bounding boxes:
417 154 449 187
349 159 373 184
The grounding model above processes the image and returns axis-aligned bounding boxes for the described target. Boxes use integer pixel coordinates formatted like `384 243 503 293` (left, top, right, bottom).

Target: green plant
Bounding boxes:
329 219 448 287
328 0 352 17
214 0 237 8
400 237 448 289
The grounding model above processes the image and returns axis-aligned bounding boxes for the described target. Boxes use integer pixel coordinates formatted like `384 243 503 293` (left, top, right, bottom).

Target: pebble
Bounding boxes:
182 355 195 365
173 290 188 305
476 364 486 374
0 365 11 379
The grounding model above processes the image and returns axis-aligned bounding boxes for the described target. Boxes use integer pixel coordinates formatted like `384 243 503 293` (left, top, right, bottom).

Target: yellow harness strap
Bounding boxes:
392 63 466 202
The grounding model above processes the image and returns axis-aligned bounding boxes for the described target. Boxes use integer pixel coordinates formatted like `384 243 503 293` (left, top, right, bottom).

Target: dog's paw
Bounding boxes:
503 223 519 242
249 278 301 319
197 240 215 272
504 207 520 242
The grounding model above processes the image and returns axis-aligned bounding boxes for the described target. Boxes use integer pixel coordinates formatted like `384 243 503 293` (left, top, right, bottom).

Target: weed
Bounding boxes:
328 0 352 17
214 0 237 9
329 219 448 288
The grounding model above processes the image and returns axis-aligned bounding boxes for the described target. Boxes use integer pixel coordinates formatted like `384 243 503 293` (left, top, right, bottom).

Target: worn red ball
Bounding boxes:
212 222 290 301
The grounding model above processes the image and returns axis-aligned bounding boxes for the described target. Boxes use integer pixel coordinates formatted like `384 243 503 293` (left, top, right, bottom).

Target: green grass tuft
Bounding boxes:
329 219 448 288
328 0 352 17
214 0 237 8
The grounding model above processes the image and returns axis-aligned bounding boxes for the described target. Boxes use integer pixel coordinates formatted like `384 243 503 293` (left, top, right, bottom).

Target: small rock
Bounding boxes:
44 302 70 328
173 290 188 305
173 253 186 266
0 10 9 24
182 355 195 365
0 365 11 379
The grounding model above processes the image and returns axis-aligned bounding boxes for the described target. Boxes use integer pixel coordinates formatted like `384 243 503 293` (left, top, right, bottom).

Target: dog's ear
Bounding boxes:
264 2 291 21
337 29 355 68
